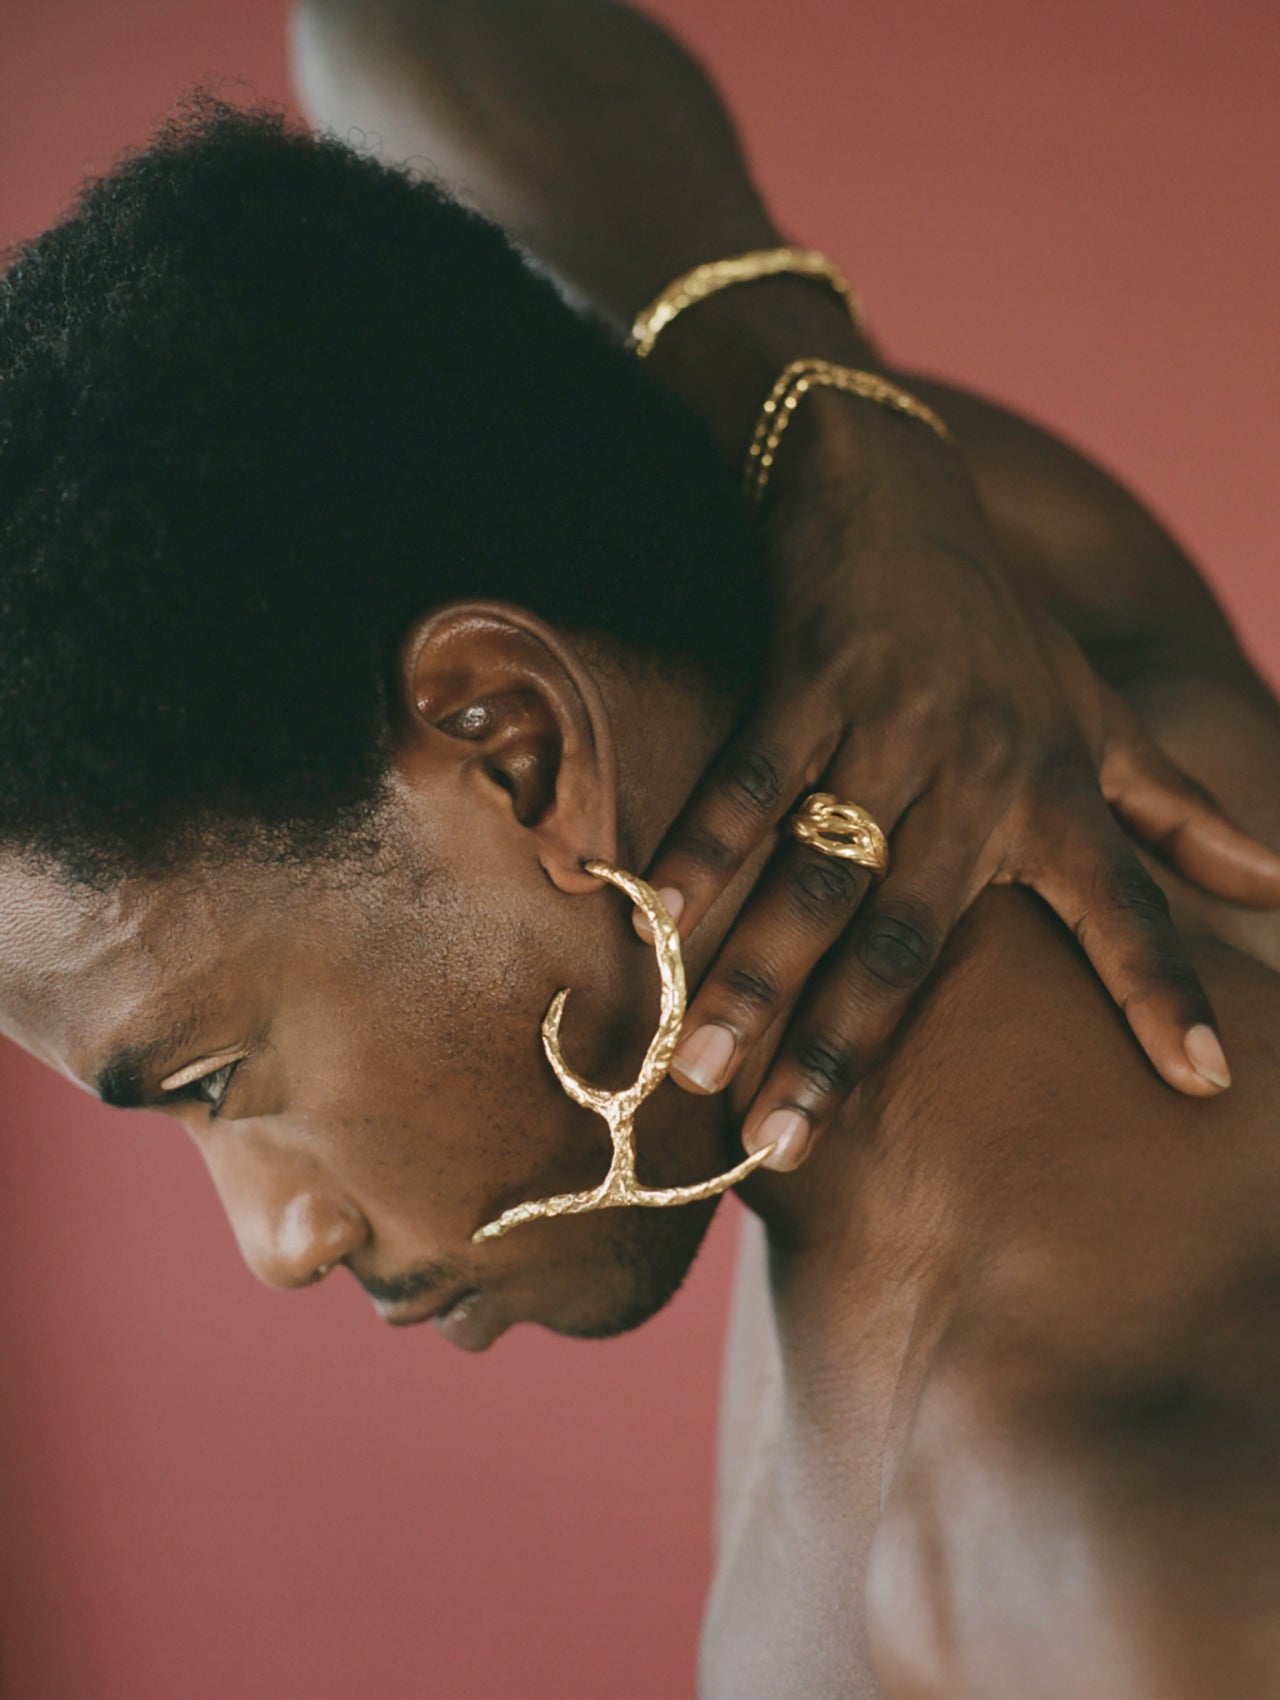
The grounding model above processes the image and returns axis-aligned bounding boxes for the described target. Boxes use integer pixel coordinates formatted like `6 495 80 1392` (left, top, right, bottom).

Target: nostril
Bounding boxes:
265 1192 367 1290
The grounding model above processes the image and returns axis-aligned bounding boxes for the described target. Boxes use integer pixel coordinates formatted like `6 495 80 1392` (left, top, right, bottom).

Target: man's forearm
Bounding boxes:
290 0 1262 692
291 0 879 457
292 0 786 324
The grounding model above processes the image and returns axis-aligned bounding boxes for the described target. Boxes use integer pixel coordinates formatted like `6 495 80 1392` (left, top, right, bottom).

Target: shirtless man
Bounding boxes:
2 10 1278 1698
286 8 1280 1690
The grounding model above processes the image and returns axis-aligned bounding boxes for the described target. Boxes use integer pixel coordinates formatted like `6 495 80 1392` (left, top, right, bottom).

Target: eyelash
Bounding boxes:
166 1060 241 1120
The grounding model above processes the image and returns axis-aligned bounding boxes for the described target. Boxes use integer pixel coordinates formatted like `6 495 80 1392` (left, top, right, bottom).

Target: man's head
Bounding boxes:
0 99 763 1346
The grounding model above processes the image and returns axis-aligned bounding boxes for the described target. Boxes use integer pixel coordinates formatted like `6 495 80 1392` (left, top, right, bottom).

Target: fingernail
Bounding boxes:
749 1108 811 1171
657 887 685 925
633 887 685 943
1185 1024 1231 1090
670 1023 736 1093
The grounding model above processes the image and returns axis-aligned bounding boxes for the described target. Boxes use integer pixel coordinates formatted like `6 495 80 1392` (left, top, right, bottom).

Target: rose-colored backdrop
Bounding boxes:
1 3 1276 1696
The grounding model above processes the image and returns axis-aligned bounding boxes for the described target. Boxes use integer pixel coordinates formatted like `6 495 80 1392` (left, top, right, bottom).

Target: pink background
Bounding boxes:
1 3 1276 1696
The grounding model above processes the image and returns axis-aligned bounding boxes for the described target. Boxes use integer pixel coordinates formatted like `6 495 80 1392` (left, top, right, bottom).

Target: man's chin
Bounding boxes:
541 1193 721 1341
543 1288 673 1342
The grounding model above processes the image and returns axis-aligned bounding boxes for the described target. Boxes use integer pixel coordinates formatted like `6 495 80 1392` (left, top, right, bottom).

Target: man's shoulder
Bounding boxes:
864 891 1280 1692
868 1293 1280 1697
902 888 1280 1276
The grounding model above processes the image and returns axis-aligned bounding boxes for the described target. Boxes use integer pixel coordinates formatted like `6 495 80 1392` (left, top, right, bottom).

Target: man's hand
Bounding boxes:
291 0 1280 1171
651 394 1280 1168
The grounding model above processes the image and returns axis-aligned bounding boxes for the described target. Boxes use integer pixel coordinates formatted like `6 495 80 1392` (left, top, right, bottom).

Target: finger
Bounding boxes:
667 832 880 1099
737 791 980 1168
667 757 919 1099
1029 802 1230 1097
1101 713 1280 907
636 693 835 942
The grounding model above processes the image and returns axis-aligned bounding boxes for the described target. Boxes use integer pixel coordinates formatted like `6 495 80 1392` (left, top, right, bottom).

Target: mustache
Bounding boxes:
355 1259 466 1308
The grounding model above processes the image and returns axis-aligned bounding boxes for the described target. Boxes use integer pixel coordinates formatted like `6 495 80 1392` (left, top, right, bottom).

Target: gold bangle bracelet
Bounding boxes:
743 358 953 505
628 246 866 360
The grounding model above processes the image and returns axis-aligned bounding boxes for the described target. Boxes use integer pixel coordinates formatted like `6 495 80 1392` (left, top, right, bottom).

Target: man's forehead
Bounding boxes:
0 855 237 1077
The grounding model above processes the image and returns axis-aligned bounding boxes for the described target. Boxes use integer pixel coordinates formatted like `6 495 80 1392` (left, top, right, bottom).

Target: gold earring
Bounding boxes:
471 860 775 1245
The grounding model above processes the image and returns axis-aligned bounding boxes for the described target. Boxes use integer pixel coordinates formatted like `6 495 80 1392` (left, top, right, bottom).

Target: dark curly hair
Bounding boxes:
0 96 761 883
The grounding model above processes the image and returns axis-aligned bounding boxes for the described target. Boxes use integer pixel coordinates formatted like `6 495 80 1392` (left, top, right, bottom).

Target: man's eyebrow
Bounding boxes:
93 1011 209 1109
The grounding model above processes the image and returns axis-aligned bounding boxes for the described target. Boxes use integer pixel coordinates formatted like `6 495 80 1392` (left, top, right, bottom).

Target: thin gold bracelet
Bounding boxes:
629 246 866 360
743 358 953 505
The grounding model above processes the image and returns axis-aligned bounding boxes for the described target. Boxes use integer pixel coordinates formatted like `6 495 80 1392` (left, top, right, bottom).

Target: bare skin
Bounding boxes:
704 443 1280 1695
2 403 1278 1696
291 0 1280 1145
711 902 1280 1698
4 9 1278 1695
0 609 745 1349
281 14 1280 1680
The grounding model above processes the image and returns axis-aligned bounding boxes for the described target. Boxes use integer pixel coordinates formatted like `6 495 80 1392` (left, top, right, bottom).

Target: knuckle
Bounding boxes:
1181 774 1219 811
721 963 781 1015
722 746 785 817
790 852 862 920
1104 860 1172 927
1121 947 1207 1015
1089 860 1208 1011
665 822 738 877
855 900 940 989
1156 956 1208 1008
792 1029 858 1098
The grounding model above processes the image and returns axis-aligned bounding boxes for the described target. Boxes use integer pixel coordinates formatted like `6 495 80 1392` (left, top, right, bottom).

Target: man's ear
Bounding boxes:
395 601 618 894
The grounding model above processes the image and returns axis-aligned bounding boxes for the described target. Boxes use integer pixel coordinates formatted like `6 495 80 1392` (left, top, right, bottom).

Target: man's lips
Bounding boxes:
373 1285 480 1328
431 1287 495 1351
373 1285 500 1352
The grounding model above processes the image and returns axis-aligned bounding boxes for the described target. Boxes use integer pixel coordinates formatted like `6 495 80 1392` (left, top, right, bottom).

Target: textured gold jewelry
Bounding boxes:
471 862 775 1245
629 246 866 360
790 793 891 878
744 359 953 505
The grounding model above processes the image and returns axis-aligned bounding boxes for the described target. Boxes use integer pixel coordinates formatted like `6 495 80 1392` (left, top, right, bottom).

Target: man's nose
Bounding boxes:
204 1136 369 1290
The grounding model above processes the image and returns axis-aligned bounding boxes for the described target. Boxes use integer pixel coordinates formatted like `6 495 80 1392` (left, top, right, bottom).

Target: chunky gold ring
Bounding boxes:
789 792 890 878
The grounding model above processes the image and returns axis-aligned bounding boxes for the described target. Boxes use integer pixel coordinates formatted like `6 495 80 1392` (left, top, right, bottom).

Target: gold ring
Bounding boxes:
789 792 890 878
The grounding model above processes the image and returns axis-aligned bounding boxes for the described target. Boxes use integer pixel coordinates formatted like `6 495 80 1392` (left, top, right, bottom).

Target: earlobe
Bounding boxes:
396 601 619 892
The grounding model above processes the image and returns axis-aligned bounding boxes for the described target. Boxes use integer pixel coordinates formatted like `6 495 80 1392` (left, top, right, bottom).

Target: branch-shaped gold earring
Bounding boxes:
472 861 776 1245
